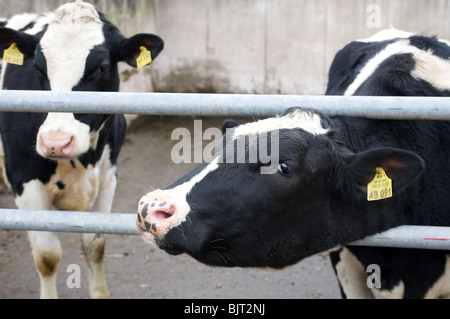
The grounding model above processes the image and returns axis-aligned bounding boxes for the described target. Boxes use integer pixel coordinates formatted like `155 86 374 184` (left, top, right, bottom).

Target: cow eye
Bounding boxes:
98 64 107 73
96 63 109 74
277 162 294 176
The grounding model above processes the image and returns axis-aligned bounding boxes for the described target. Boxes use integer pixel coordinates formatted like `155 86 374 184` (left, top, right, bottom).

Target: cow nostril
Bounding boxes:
154 210 174 220
137 196 178 238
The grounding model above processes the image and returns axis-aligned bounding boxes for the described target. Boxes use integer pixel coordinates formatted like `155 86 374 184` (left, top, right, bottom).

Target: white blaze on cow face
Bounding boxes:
35 1 105 160
39 1 104 92
232 108 330 138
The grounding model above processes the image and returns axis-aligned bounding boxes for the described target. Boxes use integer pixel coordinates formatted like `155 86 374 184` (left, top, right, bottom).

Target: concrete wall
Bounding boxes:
1 0 450 94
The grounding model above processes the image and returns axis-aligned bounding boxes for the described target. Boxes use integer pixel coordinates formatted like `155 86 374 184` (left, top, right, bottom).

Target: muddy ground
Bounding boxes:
0 115 341 299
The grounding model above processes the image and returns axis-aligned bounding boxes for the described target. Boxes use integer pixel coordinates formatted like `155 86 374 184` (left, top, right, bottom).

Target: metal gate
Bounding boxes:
0 90 449 250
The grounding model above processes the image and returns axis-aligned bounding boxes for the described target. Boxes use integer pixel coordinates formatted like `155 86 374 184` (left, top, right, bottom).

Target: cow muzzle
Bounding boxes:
38 131 76 159
136 191 181 245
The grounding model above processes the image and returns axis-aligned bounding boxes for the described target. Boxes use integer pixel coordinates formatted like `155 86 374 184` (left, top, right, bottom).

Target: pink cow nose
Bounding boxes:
39 132 75 159
136 194 178 242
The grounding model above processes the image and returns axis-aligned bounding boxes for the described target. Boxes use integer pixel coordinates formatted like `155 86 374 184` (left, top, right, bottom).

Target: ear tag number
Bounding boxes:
3 43 24 66
136 46 152 69
367 167 392 201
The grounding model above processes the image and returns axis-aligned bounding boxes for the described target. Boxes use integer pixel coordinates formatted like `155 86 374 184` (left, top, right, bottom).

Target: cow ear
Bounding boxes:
341 147 425 194
119 33 164 68
0 27 37 57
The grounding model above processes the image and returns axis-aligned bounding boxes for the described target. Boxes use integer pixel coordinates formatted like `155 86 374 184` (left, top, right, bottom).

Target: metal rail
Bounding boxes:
0 90 449 120
0 209 450 250
0 91 449 250
0 209 139 235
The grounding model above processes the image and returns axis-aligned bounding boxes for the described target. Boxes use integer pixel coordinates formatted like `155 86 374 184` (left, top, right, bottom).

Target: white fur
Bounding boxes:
232 108 329 138
27 231 62 299
4 13 38 30
39 1 104 91
357 27 414 43
410 49 450 91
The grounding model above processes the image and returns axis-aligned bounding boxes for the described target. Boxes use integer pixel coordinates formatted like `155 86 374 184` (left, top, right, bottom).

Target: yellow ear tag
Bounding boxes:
3 42 24 66
136 46 152 69
367 167 392 201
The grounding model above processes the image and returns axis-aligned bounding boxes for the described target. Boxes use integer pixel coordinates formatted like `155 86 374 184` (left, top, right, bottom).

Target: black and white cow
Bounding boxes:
0 1 163 298
136 29 450 298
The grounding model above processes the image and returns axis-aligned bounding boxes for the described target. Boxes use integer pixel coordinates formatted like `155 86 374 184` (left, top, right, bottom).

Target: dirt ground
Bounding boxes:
0 115 341 299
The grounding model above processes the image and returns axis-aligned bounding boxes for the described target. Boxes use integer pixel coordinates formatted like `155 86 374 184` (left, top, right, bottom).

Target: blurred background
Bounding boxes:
2 0 449 95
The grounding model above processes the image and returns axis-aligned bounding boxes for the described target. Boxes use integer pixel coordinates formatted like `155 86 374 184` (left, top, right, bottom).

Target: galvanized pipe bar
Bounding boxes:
0 91 449 249
0 208 450 250
349 226 450 250
0 209 140 235
0 90 450 120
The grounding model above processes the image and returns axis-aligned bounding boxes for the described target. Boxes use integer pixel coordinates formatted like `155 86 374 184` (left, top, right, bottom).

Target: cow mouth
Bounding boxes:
48 154 77 160
140 231 184 256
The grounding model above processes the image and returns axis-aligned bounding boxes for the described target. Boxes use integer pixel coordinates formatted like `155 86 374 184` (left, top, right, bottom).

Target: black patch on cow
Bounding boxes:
141 203 149 218
18 21 36 32
409 35 450 60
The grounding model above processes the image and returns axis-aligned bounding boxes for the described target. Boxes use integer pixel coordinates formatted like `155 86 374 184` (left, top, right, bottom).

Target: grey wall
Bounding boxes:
2 0 450 94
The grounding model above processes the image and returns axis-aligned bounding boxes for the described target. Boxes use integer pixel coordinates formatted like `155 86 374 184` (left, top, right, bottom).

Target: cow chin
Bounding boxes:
153 237 185 256
161 226 307 269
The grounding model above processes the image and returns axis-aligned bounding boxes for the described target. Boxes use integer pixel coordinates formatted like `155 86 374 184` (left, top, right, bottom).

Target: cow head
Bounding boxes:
0 0 163 160
136 108 424 269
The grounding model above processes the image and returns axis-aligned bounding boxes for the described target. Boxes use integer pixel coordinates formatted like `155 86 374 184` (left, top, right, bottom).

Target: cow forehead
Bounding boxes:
39 1 105 91
52 0 101 24
232 108 330 138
